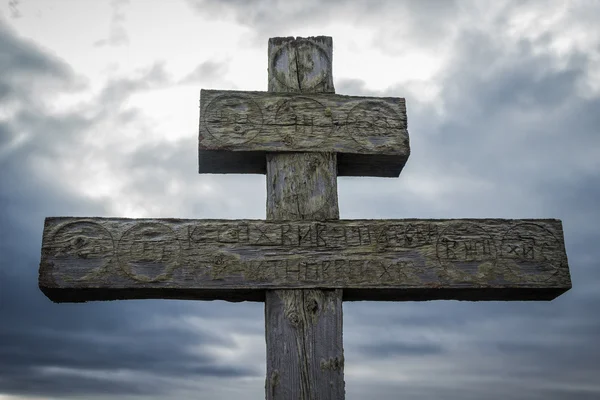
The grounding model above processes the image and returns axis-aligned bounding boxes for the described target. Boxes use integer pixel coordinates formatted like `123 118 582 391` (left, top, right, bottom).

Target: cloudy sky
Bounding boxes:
1 0 599 399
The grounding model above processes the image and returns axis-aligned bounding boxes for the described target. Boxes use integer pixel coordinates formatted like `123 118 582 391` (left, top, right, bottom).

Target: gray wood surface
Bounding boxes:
198 89 409 177
38 218 571 302
266 152 339 221
264 35 345 400
199 89 408 155
265 290 344 400
268 36 335 93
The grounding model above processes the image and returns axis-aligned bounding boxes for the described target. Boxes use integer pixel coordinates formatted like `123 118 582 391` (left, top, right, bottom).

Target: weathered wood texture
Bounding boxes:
268 36 335 93
267 35 344 400
265 290 344 400
38 218 571 302
199 89 408 155
266 152 339 221
198 89 409 177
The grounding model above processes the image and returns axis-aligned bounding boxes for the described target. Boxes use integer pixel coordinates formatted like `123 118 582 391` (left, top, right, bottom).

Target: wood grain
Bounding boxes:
198 89 409 177
38 217 572 302
266 152 339 221
265 35 344 400
268 36 335 93
265 290 344 400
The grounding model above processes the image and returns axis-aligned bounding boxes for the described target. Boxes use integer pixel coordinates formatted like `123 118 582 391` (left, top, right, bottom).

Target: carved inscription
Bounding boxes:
437 223 497 262
40 218 570 301
203 94 263 145
346 101 406 151
403 223 440 248
117 222 182 282
237 259 422 285
500 223 564 280
49 221 114 267
275 97 333 147
436 222 497 282
199 90 408 156
184 221 440 249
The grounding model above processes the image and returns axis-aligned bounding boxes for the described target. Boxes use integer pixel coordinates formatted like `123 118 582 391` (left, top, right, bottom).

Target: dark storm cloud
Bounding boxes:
339 28 600 218
0 308 255 397
0 20 83 101
338 4 600 399
2 1 600 399
349 381 600 400
0 19 263 398
358 340 444 358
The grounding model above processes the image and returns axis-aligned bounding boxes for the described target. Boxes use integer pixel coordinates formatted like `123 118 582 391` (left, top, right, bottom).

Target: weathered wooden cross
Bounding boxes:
39 36 572 399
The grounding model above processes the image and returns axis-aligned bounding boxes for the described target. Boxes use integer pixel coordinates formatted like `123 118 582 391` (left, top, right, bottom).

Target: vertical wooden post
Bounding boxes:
265 36 345 400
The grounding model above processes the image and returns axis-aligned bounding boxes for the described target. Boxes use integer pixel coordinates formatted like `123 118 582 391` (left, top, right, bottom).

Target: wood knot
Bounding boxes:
283 136 293 146
320 356 344 371
306 298 319 314
287 311 301 327
269 369 279 398
213 255 225 265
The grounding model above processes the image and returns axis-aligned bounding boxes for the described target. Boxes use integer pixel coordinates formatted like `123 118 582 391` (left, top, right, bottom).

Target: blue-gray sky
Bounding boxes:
1 0 599 399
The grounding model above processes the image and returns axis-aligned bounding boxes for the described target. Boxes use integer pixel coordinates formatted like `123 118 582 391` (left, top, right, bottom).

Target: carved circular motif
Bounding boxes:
274 97 333 147
203 94 263 145
50 221 115 268
345 101 404 151
117 222 181 283
271 39 331 91
436 223 498 282
500 223 563 280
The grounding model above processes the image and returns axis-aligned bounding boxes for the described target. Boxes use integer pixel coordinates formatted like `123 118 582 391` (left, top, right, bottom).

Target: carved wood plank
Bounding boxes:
38 218 572 303
198 89 409 177
267 35 342 400
199 90 408 155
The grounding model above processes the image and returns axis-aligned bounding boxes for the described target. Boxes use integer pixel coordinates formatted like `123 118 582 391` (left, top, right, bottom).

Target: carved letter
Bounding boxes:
378 261 394 280
298 225 313 246
286 262 301 281
315 223 327 247
441 238 458 260
280 224 293 245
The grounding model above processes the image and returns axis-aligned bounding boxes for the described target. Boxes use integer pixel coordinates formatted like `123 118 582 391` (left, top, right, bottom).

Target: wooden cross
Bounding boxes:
39 36 572 399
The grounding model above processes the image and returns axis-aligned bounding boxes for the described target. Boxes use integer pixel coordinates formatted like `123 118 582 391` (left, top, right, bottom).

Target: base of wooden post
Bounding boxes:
265 289 345 400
